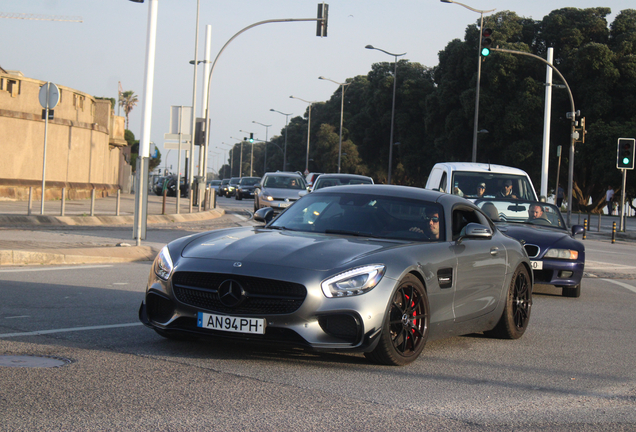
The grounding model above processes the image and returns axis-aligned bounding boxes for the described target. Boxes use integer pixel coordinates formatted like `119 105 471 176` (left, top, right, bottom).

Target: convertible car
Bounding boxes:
140 186 533 366
475 199 585 298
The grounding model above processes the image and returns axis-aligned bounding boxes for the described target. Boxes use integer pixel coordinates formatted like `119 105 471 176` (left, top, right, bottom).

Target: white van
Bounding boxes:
425 162 538 201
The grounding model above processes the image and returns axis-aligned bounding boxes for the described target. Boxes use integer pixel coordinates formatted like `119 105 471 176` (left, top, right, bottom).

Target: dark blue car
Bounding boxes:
475 199 585 298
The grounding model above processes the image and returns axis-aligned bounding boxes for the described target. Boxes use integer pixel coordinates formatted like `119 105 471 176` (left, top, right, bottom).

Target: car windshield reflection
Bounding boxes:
269 192 445 242
475 199 567 229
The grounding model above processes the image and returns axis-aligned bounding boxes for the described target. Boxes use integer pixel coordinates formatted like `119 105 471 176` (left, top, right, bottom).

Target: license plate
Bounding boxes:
530 260 543 270
197 312 265 334
278 202 290 208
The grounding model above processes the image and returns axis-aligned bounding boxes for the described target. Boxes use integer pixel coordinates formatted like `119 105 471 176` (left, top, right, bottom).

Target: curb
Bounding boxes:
0 208 225 227
0 246 160 266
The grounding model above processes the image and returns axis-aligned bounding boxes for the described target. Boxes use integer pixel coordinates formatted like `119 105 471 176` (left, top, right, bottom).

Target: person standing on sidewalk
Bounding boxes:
606 185 615 215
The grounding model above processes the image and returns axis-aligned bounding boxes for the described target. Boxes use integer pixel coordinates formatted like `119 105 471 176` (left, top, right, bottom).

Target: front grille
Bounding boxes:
524 244 540 258
172 271 307 315
273 197 297 202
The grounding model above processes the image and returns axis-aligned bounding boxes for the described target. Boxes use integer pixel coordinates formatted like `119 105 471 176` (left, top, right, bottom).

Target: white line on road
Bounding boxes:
601 279 636 294
0 322 143 338
0 265 113 273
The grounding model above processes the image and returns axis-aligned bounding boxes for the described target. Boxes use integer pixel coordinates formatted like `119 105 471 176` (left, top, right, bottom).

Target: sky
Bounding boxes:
1 0 633 177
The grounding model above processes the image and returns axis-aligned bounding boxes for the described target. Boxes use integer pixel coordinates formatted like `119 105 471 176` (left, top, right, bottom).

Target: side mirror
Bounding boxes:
253 207 274 224
458 223 493 243
571 225 584 236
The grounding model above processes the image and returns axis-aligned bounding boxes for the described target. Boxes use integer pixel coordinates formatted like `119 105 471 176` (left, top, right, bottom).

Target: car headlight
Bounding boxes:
544 249 579 260
154 245 174 281
321 265 386 298
265 195 274 201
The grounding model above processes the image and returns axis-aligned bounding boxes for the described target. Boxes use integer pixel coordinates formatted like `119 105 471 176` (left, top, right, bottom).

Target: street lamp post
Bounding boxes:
365 45 406 184
253 121 271 173
319 76 350 173
270 109 292 171
290 95 318 174
440 0 495 163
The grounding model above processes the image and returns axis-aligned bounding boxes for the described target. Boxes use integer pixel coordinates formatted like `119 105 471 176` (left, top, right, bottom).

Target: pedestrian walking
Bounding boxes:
606 186 615 215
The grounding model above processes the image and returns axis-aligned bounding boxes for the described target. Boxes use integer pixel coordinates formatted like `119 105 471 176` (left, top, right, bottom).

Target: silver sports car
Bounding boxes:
139 185 533 366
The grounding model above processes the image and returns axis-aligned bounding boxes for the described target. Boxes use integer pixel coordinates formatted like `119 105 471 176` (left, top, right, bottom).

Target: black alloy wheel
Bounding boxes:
485 265 532 339
365 274 429 366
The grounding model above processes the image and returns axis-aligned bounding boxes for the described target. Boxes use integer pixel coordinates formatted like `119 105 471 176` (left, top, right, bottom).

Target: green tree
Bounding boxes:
119 90 138 130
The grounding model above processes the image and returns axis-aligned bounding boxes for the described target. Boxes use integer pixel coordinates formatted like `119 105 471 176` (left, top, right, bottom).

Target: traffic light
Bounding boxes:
249 133 254 143
617 138 635 170
481 28 493 57
316 3 328 37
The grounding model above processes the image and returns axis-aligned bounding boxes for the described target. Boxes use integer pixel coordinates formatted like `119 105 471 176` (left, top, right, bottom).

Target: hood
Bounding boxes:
261 187 304 200
497 223 571 248
180 227 399 271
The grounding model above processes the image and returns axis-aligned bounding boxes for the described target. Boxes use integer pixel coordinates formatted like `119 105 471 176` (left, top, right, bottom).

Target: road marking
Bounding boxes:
0 265 113 273
0 323 143 338
585 261 636 271
601 279 636 294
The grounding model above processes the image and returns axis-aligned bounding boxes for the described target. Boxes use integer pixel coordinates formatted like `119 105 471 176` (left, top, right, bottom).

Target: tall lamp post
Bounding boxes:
365 45 406 184
440 0 495 163
270 109 292 171
253 121 271 173
290 95 318 174
319 76 350 173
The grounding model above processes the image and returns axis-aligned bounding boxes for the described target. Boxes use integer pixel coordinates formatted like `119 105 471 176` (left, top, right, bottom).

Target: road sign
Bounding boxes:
164 142 186 150
164 133 192 141
38 82 60 109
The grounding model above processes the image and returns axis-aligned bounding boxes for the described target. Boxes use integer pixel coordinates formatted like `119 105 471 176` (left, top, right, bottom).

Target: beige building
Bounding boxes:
0 68 129 200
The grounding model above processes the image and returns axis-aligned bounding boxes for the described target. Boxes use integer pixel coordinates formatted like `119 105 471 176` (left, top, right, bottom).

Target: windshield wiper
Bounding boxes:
268 225 296 231
324 229 379 238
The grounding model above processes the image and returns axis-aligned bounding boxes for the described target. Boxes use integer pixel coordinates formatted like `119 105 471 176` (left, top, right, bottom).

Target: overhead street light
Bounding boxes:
365 44 406 184
319 76 350 173
440 0 495 163
290 95 318 175
253 121 271 173
270 109 292 171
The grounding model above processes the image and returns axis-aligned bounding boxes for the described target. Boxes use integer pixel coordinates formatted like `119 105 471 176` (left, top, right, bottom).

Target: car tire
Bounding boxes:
254 198 259 212
236 193 242 201
562 284 581 298
365 274 429 366
484 265 532 339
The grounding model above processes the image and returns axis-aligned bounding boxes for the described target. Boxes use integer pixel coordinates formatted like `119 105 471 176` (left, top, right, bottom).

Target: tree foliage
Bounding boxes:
119 90 138 130
227 7 636 213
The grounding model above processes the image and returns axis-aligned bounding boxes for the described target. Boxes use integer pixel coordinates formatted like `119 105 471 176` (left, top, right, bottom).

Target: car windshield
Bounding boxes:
451 173 536 200
475 199 567 230
263 176 305 190
240 177 260 186
229 178 240 185
313 176 373 190
269 192 445 242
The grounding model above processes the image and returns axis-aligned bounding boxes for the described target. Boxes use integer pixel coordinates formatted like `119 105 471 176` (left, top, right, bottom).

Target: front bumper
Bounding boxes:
531 258 584 287
139 264 395 352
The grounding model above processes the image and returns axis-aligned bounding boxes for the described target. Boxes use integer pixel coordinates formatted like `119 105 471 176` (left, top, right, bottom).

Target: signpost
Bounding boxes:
616 138 635 231
38 82 60 215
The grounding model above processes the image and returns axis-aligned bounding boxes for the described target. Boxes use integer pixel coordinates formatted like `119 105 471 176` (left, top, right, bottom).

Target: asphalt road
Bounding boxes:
1 230 635 430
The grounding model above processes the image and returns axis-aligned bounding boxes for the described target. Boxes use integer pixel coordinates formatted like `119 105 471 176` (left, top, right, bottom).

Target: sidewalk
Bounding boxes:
0 192 226 266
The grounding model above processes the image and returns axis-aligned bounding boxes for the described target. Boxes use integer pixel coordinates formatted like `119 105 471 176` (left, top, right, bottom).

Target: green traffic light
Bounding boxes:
481 47 490 57
623 157 631 165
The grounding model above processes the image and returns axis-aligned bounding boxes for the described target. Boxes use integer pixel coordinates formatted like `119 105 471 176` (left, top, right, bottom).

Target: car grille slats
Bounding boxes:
172 271 306 315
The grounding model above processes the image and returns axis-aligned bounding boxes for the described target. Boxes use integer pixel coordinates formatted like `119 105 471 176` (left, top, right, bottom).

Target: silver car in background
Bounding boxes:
253 171 306 212
139 185 533 366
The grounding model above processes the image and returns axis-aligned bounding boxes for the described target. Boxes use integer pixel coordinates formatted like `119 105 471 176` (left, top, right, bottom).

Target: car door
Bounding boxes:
450 205 507 322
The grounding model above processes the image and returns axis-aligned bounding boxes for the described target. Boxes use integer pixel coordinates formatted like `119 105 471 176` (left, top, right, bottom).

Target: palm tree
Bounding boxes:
119 90 138 130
